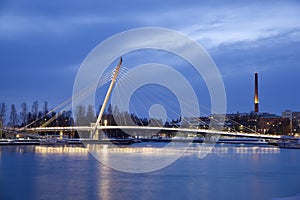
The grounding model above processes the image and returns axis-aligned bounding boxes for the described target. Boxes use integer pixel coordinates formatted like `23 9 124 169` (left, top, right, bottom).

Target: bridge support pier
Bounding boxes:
60 130 63 139
92 130 99 140
204 135 219 143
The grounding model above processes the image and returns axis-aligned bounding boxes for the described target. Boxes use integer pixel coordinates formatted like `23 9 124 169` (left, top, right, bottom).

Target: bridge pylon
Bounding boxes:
90 57 123 139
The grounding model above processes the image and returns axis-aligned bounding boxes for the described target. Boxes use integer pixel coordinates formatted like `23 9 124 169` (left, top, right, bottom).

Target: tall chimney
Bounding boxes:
254 72 259 113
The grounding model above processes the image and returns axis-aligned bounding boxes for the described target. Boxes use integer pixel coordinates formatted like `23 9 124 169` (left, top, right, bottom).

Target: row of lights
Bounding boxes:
35 146 88 154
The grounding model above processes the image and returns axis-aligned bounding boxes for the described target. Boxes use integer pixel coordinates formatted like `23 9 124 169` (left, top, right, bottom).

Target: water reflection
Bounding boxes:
98 163 111 200
234 146 280 154
86 143 281 173
87 142 191 173
188 145 280 157
88 144 188 156
0 144 298 200
31 146 93 200
34 146 88 155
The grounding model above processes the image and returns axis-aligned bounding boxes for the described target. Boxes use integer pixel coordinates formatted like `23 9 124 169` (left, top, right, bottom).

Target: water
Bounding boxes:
0 144 300 200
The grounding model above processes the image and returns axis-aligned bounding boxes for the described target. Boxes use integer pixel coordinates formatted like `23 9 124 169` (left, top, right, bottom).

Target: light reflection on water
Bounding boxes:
86 143 280 173
34 146 88 155
87 142 213 173
0 144 299 200
9 143 280 157
87 143 280 156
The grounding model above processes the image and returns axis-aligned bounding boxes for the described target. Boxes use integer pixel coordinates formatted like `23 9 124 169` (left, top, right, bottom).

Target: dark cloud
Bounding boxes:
0 0 299 115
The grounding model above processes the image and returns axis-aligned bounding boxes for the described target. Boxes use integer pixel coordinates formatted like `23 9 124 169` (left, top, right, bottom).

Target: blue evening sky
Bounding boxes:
0 0 299 115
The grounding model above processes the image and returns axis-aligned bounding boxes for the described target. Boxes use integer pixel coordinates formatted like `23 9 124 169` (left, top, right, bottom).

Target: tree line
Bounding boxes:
0 101 179 128
74 104 169 127
0 101 73 128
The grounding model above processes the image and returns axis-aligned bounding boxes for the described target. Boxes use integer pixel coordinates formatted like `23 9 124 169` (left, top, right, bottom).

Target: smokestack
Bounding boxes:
254 72 259 113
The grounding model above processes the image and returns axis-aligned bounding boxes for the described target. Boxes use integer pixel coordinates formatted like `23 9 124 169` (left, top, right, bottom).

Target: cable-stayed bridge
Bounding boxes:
2 57 281 141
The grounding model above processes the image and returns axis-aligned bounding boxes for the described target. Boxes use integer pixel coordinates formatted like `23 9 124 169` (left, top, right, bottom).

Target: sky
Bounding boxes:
0 0 300 117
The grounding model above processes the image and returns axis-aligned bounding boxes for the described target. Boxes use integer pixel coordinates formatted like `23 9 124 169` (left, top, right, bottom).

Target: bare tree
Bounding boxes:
107 104 112 115
31 101 39 120
0 102 6 125
20 102 28 126
86 105 96 124
9 104 18 127
75 104 86 126
43 101 48 115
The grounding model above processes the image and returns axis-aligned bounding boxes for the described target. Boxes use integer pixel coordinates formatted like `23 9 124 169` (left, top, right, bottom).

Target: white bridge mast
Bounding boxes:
90 57 123 139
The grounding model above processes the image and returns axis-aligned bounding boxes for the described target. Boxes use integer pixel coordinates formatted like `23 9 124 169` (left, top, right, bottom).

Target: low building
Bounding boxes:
282 110 300 134
257 117 290 135
225 112 290 134
292 112 300 134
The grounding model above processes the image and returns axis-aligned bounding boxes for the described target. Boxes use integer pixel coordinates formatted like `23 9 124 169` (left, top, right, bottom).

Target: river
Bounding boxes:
0 143 299 200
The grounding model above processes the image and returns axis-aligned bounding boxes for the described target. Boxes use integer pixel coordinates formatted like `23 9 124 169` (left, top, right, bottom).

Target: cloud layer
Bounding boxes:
0 0 299 114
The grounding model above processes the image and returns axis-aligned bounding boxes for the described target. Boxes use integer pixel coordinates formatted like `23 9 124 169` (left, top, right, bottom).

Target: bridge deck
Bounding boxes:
13 126 281 139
